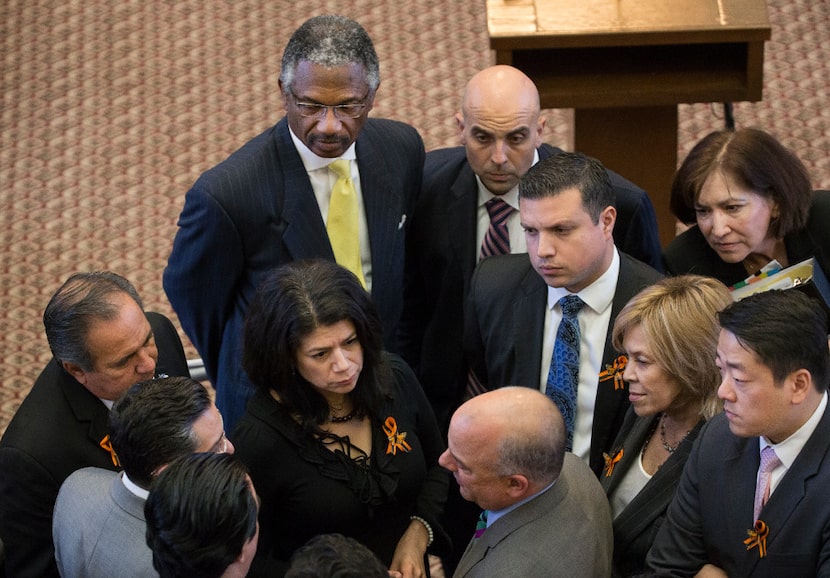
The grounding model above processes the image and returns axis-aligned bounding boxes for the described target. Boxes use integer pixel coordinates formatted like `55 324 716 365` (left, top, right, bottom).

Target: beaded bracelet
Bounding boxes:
409 515 434 547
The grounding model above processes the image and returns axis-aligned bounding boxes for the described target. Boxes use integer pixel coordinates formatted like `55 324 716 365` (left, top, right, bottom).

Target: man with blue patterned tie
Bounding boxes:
464 152 662 475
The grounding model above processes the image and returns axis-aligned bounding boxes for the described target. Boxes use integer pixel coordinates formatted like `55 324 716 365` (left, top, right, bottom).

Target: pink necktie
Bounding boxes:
753 446 781 522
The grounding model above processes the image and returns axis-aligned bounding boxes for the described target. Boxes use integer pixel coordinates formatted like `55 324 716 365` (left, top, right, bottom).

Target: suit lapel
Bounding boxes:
513 267 548 390
750 404 830 570
590 254 650 470
455 475 568 577
58 363 112 461
276 120 334 261
356 132 405 306
448 163 479 291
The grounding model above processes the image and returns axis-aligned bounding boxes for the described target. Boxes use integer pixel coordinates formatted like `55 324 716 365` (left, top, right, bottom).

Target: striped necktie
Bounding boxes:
480 197 514 260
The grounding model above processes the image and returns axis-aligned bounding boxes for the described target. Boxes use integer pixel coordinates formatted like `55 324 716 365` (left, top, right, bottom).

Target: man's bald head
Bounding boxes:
457 65 546 195
441 387 566 509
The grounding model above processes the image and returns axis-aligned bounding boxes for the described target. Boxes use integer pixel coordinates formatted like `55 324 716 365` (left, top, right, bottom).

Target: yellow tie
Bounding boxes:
327 160 366 288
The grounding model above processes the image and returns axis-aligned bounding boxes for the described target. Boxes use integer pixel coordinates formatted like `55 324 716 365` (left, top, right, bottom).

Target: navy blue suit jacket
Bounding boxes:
399 144 662 430
163 117 424 430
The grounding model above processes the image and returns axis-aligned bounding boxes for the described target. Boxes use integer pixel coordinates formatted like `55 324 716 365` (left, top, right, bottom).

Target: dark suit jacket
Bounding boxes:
0 312 187 578
648 407 830 577
399 144 662 431
600 410 704 576
163 117 424 431
663 190 830 287
454 453 613 578
464 252 662 474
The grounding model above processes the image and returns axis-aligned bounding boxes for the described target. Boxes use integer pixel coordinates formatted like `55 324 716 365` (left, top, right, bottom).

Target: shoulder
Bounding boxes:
618 252 663 285
197 123 283 179
362 118 423 149
662 226 733 280
58 468 116 498
472 254 538 298
424 146 469 180
477 253 534 280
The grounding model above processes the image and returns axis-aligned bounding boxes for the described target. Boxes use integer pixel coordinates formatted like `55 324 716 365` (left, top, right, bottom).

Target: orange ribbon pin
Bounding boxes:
383 417 412 455
599 356 628 391
744 520 769 558
99 434 120 467
603 448 624 477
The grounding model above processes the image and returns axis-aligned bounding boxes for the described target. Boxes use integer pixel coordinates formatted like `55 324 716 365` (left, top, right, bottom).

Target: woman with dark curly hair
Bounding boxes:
233 259 447 578
663 127 829 287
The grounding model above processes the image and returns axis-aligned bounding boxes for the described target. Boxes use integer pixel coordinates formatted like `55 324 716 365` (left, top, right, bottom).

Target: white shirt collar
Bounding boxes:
487 478 557 528
121 471 150 500
760 391 828 469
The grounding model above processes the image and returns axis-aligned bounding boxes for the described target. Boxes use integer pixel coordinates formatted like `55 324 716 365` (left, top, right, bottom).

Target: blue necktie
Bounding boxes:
545 295 584 451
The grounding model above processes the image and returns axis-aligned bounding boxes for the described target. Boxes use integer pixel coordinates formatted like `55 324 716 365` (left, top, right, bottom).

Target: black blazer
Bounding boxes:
600 410 704 576
464 252 662 474
0 312 187 578
649 406 830 576
163 117 424 431
399 144 663 430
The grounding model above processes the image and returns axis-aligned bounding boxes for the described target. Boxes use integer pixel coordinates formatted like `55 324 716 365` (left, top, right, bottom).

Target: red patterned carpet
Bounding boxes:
1 0 828 434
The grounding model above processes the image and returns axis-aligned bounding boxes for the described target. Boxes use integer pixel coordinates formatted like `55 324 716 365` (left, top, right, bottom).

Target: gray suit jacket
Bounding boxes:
164 117 424 431
465 252 662 474
648 406 830 577
53 468 156 578
453 453 613 577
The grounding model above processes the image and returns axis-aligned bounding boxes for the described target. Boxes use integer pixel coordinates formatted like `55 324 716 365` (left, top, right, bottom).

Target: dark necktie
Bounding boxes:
473 510 489 539
545 295 584 450
464 199 516 399
479 197 514 260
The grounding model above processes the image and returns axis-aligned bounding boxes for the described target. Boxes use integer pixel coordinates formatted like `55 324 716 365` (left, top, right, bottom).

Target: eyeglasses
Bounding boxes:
289 91 369 120
211 431 229 454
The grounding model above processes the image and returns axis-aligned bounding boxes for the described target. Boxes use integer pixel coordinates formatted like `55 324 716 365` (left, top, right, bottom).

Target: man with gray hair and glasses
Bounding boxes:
164 14 424 433
0 271 188 577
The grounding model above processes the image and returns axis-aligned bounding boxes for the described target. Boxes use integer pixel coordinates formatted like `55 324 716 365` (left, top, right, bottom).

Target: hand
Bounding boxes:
389 519 428 578
695 564 728 578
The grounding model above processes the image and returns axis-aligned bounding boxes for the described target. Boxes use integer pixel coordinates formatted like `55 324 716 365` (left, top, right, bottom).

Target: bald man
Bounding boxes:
439 388 612 577
400 64 661 434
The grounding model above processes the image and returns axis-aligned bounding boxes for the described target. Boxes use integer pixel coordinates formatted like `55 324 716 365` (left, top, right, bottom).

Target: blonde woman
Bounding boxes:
600 275 731 576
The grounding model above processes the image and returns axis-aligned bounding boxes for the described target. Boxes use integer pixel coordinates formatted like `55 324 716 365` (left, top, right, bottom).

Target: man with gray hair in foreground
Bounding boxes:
439 387 612 577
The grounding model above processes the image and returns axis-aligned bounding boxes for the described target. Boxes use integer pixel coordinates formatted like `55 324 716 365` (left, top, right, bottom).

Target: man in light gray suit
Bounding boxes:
52 376 233 578
439 387 612 577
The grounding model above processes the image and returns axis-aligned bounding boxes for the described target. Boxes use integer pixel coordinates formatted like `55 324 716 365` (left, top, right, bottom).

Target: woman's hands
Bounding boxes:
389 519 429 578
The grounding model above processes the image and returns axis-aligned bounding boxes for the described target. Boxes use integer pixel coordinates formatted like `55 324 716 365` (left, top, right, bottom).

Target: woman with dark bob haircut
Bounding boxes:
663 127 830 286
233 259 448 578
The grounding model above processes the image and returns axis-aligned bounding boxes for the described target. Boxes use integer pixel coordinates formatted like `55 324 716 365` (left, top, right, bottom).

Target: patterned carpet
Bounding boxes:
1 0 828 434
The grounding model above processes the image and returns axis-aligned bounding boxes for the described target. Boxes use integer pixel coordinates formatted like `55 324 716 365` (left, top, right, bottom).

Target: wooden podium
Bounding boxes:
487 0 771 246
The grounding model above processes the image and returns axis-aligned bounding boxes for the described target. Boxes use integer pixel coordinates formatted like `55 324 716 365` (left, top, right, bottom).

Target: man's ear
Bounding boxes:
455 112 466 144
506 474 530 498
62 361 88 385
600 205 617 237
788 368 813 404
278 79 289 110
